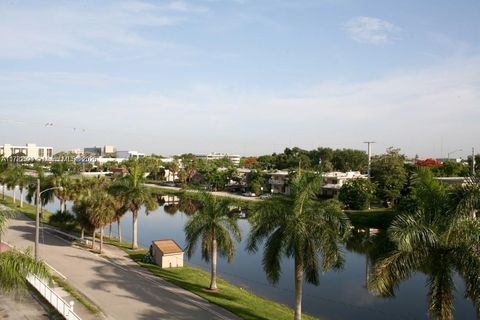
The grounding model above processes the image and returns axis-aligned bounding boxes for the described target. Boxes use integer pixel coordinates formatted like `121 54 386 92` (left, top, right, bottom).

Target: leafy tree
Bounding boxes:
338 178 375 210
184 192 241 290
246 170 266 195
371 147 407 207
248 172 350 320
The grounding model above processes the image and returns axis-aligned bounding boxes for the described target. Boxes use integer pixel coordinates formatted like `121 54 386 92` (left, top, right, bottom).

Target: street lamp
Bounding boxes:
35 178 63 260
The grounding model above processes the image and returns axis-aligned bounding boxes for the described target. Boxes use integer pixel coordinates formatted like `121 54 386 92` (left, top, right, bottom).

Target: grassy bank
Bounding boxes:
106 239 318 320
345 208 397 228
52 275 101 314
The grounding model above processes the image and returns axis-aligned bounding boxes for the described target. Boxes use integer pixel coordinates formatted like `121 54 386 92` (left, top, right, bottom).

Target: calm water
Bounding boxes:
6 188 477 320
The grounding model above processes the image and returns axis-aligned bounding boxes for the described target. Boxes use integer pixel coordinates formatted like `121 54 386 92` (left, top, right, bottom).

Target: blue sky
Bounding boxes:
0 0 479 157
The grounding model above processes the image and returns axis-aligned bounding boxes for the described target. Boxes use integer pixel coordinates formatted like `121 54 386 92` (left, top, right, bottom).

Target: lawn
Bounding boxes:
344 208 397 228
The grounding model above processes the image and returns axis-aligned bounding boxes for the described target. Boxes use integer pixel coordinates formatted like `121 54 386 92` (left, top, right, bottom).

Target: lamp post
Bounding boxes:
35 178 63 260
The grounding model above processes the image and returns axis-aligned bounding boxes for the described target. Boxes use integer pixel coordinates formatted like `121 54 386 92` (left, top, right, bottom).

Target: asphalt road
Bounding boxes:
3 214 240 320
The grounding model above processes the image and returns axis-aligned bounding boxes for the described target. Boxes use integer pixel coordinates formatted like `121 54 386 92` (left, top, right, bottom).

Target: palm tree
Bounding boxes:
109 193 129 242
184 192 241 290
0 161 10 200
110 161 158 249
368 169 480 319
0 209 51 294
73 176 110 241
87 191 115 254
247 172 350 320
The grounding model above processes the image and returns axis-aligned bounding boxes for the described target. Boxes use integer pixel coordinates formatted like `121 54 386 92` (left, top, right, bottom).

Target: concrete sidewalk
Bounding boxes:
3 214 241 320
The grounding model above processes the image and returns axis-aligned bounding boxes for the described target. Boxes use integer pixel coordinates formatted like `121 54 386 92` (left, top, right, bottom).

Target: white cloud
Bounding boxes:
344 16 400 45
0 1 207 59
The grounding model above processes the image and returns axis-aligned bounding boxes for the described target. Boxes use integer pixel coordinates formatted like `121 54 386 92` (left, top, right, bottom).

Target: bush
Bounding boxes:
339 179 375 210
49 211 76 225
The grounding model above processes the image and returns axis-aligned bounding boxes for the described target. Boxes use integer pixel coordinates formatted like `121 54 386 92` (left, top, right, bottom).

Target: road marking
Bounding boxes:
44 261 67 280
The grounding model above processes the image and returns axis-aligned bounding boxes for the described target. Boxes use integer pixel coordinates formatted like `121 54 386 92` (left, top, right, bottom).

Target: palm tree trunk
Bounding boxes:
60 200 65 213
63 201 67 213
2 185 5 200
294 257 304 320
20 188 24 208
132 210 138 249
109 223 112 239
92 229 96 250
12 189 16 204
81 228 85 240
209 237 218 290
100 227 104 254
117 218 122 242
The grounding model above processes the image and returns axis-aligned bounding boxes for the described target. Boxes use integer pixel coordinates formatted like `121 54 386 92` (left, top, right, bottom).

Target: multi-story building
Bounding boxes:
0 143 53 159
321 171 367 198
268 170 290 194
83 145 117 157
196 152 241 166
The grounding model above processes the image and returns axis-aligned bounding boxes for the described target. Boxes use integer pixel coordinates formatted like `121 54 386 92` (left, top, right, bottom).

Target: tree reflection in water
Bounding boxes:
366 170 480 320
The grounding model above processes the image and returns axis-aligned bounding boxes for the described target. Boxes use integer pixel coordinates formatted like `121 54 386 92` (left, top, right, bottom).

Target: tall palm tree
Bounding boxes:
109 193 129 242
0 161 10 200
1 209 51 294
368 169 480 319
247 172 350 320
14 166 30 208
110 161 158 249
184 192 241 290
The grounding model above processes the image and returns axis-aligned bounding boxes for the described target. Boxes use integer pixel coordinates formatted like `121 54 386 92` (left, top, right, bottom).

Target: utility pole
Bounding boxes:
472 147 476 176
35 178 40 260
364 141 375 180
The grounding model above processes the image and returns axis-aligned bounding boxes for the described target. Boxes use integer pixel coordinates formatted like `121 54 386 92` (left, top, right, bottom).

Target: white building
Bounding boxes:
116 150 145 159
151 240 184 268
0 143 53 159
321 171 367 198
268 170 291 194
196 152 241 166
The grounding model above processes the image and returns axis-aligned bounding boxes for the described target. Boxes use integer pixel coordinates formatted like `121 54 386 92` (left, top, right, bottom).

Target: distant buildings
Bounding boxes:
266 170 367 197
0 143 53 159
196 152 241 166
83 145 117 157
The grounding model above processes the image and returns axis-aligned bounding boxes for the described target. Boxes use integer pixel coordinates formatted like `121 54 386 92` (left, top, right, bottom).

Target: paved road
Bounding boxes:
145 184 260 202
3 214 240 320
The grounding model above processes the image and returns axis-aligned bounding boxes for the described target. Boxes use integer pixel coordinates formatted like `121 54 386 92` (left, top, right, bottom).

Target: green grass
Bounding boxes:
345 208 397 228
105 239 318 320
52 275 101 315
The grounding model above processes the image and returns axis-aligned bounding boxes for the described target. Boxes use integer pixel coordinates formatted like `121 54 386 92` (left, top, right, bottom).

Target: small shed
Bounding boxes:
151 240 184 268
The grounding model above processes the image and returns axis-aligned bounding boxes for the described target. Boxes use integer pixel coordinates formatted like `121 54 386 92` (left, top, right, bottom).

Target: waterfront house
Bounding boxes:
321 171 367 198
151 240 184 268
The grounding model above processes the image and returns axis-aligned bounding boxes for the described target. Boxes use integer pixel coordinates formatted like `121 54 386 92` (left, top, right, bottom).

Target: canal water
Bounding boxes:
5 188 477 320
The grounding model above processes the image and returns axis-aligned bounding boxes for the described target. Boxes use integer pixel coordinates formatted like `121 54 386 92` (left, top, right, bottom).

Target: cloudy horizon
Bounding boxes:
0 0 479 158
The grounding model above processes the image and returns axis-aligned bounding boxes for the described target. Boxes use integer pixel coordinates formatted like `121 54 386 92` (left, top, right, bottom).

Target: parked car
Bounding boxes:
242 192 256 197
259 194 272 200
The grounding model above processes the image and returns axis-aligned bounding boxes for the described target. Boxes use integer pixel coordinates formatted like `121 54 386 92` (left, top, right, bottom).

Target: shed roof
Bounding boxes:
152 239 184 254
